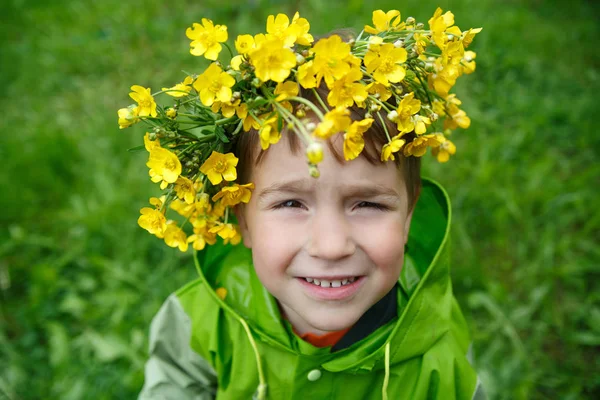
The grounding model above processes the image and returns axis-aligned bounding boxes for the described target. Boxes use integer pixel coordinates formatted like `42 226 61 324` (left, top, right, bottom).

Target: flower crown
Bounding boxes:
118 8 482 252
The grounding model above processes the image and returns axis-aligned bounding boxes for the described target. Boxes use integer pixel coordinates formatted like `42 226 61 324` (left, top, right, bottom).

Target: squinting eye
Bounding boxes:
275 200 304 209
357 201 387 210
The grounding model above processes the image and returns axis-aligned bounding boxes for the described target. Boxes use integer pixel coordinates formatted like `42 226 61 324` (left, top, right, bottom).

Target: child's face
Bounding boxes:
237 134 414 335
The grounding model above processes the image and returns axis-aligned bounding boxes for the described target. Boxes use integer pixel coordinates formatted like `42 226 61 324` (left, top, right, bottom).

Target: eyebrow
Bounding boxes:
258 178 401 201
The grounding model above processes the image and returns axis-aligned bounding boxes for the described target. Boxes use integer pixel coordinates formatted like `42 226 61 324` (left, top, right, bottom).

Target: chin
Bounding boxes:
305 309 362 333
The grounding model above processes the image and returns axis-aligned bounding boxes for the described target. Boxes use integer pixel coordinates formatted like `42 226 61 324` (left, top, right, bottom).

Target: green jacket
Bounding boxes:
139 179 486 399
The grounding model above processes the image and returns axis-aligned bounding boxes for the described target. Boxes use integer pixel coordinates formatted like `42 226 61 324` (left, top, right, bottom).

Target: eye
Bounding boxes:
356 201 388 211
274 199 305 209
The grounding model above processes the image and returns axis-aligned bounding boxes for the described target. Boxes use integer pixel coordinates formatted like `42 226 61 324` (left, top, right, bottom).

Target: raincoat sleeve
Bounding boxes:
139 294 217 400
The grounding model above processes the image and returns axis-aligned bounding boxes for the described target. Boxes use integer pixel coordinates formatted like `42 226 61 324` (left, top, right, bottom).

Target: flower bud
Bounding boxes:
308 164 320 178
369 104 380 112
301 49 310 57
295 108 306 118
416 23 424 29
306 142 324 164
232 91 241 100
406 16 416 25
166 108 177 119
364 112 372 119
387 110 399 122
393 39 404 48
296 53 306 65
251 77 261 88
430 113 439 122
305 122 316 132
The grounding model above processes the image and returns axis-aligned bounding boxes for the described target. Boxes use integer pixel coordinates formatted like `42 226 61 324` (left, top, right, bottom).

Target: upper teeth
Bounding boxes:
304 277 356 287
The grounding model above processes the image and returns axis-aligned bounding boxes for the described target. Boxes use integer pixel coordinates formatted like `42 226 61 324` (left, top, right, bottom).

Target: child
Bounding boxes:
124 8 485 400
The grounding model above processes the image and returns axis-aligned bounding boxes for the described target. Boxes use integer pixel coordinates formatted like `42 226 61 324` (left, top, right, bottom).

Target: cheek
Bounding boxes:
356 217 407 270
249 215 304 276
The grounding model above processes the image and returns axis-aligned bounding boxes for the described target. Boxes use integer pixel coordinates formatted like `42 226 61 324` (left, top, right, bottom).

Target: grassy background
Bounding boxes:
1 0 598 398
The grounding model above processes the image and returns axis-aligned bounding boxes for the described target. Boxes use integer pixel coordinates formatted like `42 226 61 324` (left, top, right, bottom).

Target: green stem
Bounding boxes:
377 112 393 142
310 88 329 112
287 96 325 120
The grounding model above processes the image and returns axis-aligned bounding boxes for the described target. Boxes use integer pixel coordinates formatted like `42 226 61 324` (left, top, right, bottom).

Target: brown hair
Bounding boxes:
234 84 421 209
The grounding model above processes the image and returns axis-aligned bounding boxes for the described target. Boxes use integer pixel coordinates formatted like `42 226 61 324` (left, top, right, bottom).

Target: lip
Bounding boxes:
297 276 366 301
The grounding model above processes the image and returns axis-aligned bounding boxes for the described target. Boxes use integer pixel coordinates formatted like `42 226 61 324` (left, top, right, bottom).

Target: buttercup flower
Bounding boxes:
306 142 324 164
381 135 406 161
343 118 374 160
327 68 368 108
365 9 402 34
258 116 281 150
428 7 455 48
403 134 443 157
313 107 352 139
431 136 456 162
289 12 313 46
138 207 167 238
296 61 317 89
187 226 217 251
274 81 299 101
129 85 157 117
146 147 182 186
199 151 238 185
118 105 138 129
186 18 228 60
364 43 407 86
366 82 392 101
144 132 160 152
175 176 196 204
250 37 296 83
312 35 353 88
193 63 236 106
164 223 189 252
235 34 255 54
212 183 255 207
395 92 421 134
162 76 194 98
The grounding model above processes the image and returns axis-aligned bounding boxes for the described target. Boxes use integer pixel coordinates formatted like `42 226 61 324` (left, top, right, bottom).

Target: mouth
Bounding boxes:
301 276 359 288
296 275 366 301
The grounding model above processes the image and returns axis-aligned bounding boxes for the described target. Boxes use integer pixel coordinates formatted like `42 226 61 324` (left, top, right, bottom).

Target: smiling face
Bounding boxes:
237 134 415 336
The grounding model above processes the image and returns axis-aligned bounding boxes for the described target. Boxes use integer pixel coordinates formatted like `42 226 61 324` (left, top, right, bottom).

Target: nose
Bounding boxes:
306 208 355 260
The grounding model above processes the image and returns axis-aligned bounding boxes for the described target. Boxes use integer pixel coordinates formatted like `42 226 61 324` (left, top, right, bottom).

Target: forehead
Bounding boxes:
249 133 405 193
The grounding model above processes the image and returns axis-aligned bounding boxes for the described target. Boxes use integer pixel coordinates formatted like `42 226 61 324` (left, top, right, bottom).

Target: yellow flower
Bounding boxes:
186 18 228 60
413 32 429 55
395 92 421 134
212 183 254 207
381 135 406 161
209 222 239 241
250 37 296 83
413 114 431 135
403 134 443 157
364 43 407 86
313 107 351 139
431 136 456 162
429 60 461 97
187 227 217 251
258 116 281 150
165 108 177 119
462 27 482 48
366 82 392 101
211 99 241 118
365 10 402 34
444 104 471 130
162 76 194 98
274 81 299 101
170 199 195 218
149 196 165 209
199 151 238 185
193 63 236 107
129 85 157 117
236 103 260 132
289 12 314 46
164 223 189 252
146 147 182 185
296 60 317 89
175 176 196 204
230 55 245 71
327 68 368 108
138 207 167 238
428 7 455 49
235 34 255 54
117 105 139 129
343 118 374 161
312 35 352 88
266 13 297 47
144 132 160 152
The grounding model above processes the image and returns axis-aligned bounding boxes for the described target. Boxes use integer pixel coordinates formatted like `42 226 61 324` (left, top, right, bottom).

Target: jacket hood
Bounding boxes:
194 178 469 373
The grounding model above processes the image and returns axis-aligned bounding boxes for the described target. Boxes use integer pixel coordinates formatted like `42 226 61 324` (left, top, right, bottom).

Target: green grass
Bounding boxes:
0 0 598 398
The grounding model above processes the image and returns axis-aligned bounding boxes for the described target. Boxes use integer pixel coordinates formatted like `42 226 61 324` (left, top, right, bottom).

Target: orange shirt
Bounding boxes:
295 327 351 348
